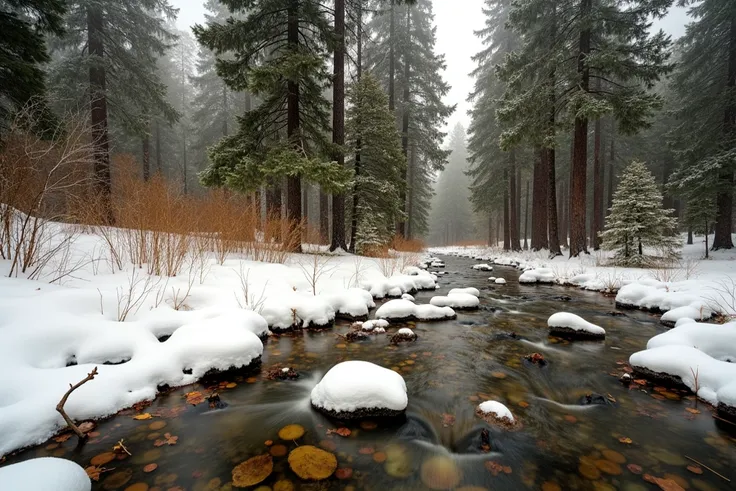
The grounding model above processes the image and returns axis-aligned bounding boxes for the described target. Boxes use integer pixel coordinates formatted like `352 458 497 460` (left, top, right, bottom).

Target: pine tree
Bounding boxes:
365 0 452 239
194 0 350 251
49 0 178 215
429 124 474 245
501 0 672 258
0 0 65 136
669 0 736 250
601 161 679 266
347 75 405 253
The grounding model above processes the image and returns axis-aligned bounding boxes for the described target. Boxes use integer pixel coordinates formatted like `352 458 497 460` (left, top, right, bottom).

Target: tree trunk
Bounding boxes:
523 180 529 250
546 2 561 256
531 148 548 250
397 4 411 238
509 153 519 250
705 221 709 258
687 227 693 245
330 0 347 251
286 0 302 251
591 113 602 249
388 0 396 112
349 0 363 253
607 127 615 215
320 191 329 244
87 4 112 222
712 11 736 250
569 0 591 257
222 83 229 136
155 121 162 174
266 183 282 217
503 169 510 251
142 131 150 181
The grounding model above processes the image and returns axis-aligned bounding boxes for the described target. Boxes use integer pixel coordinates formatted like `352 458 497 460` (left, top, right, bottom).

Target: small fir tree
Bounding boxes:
347 74 405 254
601 161 679 266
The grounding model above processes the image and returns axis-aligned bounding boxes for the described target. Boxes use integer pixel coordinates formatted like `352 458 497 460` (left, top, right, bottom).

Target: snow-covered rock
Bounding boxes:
311 361 408 418
616 281 713 325
472 264 493 271
401 293 415 301
518 268 555 284
363 272 437 299
476 400 517 429
448 287 480 297
494 278 507 285
360 319 389 332
488 277 496 282
375 299 456 322
0 458 90 491
430 293 480 309
547 312 605 340
261 293 336 331
630 321 736 420
322 288 376 320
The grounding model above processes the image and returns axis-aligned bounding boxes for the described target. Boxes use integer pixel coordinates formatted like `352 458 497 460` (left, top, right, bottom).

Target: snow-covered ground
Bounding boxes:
431 233 736 323
0 223 438 456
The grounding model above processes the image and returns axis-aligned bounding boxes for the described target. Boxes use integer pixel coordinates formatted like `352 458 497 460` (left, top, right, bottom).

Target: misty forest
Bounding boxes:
1 0 736 490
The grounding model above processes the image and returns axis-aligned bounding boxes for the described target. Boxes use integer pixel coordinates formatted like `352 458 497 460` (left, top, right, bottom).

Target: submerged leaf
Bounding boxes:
232 454 273 488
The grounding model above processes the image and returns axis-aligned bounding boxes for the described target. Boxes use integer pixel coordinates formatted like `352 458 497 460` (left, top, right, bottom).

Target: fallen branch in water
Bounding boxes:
685 455 730 482
56 367 98 443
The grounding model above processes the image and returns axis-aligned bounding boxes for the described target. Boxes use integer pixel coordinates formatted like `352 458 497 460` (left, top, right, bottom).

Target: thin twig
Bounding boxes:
55 367 98 442
685 455 731 482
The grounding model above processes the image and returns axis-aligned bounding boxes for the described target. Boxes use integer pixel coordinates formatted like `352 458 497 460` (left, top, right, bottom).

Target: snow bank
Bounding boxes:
402 293 415 301
375 299 456 321
0 457 90 491
519 268 555 284
616 281 713 325
311 361 407 418
362 271 438 299
430 293 480 309
630 321 736 412
547 312 605 339
472 264 493 271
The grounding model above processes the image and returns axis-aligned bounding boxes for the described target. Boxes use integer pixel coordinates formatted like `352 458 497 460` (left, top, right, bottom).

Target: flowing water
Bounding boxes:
6 255 736 490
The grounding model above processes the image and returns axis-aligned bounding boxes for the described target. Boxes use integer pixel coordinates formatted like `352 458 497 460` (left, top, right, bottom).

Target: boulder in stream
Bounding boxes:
547 312 605 340
475 400 519 430
311 361 408 419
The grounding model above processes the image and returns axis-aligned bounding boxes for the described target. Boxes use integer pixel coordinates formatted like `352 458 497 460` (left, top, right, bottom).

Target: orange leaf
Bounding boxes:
685 407 700 414
686 465 703 475
618 437 633 444
643 474 686 491
627 464 643 475
143 463 158 473
154 432 178 446
185 391 205 405
327 427 351 437
54 433 73 443
133 413 152 420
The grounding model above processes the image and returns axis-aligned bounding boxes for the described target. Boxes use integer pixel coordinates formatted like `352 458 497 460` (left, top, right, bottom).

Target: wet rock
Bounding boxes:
266 364 299 380
344 330 369 342
607 311 626 317
578 393 615 407
475 401 519 430
631 365 689 390
716 402 736 423
492 332 524 341
620 373 632 385
390 328 418 344
523 352 548 367
553 295 572 302
208 393 228 410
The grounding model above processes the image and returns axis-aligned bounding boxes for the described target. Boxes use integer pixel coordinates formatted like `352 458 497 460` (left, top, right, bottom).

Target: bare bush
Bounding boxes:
596 269 624 293
116 268 160 321
0 104 94 279
233 263 268 313
296 254 335 295
705 277 736 319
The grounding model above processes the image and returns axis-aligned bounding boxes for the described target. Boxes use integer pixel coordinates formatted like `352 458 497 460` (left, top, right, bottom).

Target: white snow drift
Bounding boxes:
519 268 556 284
0 457 90 491
430 293 480 309
310 361 408 415
375 299 456 321
630 321 736 411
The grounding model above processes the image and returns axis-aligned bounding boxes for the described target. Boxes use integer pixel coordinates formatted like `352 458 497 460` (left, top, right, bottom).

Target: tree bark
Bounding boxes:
349 0 363 252
591 113 602 249
531 148 548 250
546 1 561 256
266 183 282 217
712 11 736 250
397 4 411 238
523 180 529 250
142 131 150 182
388 0 396 112
569 0 591 257
286 0 302 251
87 4 112 222
503 168 510 251
330 0 347 251
509 152 520 250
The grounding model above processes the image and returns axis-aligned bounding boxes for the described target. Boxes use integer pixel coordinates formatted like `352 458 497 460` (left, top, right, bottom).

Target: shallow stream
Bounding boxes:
6 255 736 490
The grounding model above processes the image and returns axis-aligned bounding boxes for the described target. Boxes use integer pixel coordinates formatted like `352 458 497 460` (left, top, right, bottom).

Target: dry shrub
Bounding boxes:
391 235 425 253
0 104 94 280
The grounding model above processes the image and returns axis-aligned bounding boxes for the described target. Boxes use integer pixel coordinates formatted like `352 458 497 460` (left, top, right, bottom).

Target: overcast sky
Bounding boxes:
171 0 691 135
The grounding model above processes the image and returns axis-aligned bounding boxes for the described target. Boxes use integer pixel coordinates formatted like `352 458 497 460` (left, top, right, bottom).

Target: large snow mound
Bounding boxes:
547 312 605 338
362 271 438 299
0 457 91 491
616 281 713 324
430 293 480 309
311 361 408 416
375 299 456 321
630 321 736 409
448 287 480 297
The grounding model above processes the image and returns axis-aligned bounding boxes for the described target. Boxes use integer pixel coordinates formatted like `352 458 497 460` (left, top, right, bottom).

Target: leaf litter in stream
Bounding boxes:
278 424 305 440
288 445 337 480
231 454 273 487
